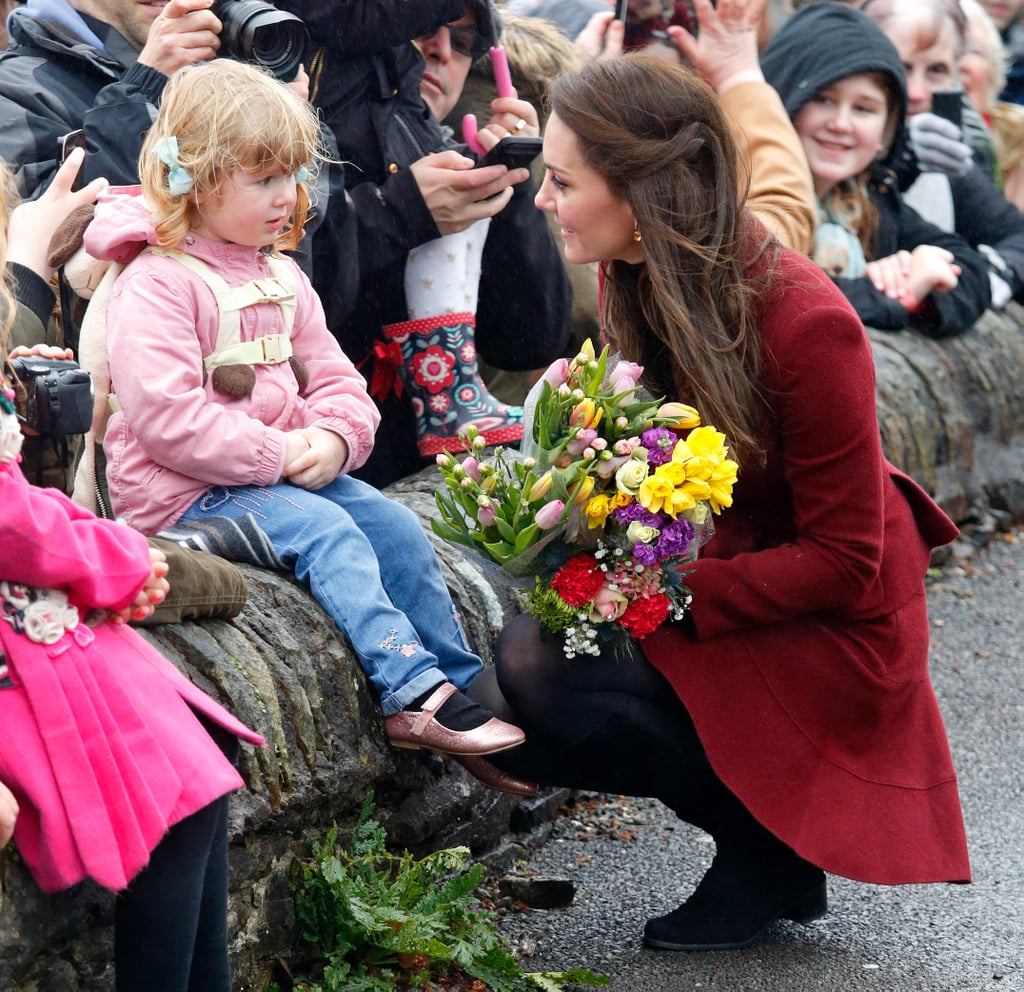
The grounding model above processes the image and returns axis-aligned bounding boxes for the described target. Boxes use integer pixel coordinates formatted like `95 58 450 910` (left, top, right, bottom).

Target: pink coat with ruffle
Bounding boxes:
0 459 263 893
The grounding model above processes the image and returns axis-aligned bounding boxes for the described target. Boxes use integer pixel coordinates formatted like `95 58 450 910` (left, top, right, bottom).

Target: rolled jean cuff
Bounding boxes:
380 668 448 717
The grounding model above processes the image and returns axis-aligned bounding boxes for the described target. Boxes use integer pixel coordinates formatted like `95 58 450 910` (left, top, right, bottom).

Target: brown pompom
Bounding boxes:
288 355 309 393
47 204 96 270
211 364 256 398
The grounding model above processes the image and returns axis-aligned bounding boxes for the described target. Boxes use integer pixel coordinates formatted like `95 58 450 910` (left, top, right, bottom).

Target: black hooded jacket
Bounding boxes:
281 0 572 487
761 2 991 338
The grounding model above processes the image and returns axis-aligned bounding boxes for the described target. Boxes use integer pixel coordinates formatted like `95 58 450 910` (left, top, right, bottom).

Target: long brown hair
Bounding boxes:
548 55 775 465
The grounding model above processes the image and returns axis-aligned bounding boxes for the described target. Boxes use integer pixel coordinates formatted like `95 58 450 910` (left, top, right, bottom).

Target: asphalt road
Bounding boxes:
495 532 1024 992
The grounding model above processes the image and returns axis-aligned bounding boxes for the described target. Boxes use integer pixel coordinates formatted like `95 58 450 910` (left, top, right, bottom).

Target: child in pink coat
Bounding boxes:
1 153 264 990
84 60 525 768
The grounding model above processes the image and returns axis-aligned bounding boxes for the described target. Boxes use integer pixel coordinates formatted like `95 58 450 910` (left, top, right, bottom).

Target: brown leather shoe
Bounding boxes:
452 754 539 796
385 682 526 756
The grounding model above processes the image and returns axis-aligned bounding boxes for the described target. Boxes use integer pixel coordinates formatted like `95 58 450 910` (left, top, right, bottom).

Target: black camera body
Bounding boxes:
8 356 93 438
213 0 309 82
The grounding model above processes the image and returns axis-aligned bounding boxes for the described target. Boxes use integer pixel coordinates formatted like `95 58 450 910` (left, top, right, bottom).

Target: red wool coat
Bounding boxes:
643 248 970 886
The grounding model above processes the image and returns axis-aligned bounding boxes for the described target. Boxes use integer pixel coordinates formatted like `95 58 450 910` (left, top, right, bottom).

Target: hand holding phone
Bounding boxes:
930 89 963 130
477 136 542 170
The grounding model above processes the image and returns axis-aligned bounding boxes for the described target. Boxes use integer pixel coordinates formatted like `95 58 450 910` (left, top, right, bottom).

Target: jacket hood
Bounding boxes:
7 0 105 51
84 187 161 264
760 1 908 165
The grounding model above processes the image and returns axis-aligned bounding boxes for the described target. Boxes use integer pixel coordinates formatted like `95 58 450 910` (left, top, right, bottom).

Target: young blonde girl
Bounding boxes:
1 152 264 991
84 60 525 771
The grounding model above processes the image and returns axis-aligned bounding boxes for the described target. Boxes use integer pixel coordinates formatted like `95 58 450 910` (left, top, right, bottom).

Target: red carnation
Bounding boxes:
550 554 604 607
619 593 671 638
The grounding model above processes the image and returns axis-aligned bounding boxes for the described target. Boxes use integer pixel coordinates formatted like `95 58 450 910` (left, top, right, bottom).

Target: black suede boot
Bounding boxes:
642 846 827 951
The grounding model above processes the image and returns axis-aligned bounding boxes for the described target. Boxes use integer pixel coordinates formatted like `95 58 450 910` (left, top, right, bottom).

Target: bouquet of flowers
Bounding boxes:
432 340 737 657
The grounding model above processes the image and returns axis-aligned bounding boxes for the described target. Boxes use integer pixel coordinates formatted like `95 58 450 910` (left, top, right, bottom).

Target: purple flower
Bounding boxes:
611 503 660 527
642 427 677 467
654 517 696 559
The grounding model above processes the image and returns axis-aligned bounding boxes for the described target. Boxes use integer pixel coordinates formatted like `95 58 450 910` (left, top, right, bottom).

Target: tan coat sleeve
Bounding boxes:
720 80 816 256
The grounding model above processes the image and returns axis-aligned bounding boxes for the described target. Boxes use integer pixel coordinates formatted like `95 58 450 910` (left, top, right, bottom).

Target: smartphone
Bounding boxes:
58 129 86 163
622 0 699 50
58 129 87 192
478 136 543 170
931 89 963 130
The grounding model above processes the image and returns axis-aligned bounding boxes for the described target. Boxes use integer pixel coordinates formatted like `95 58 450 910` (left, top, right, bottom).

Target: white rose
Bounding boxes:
626 521 659 545
615 457 649 496
22 600 67 645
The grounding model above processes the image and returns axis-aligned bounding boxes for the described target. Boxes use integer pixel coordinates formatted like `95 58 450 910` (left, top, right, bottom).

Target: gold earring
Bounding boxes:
633 220 642 243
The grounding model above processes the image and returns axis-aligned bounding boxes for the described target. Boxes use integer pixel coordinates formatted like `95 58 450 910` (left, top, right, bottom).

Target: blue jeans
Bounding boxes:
181 477 481 715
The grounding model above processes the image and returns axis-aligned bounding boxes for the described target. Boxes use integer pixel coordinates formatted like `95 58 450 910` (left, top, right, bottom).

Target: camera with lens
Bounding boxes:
213 0 310 83
8 356 93 438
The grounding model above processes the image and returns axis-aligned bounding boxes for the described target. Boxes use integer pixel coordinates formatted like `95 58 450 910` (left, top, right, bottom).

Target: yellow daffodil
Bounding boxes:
638 474 677 516
684 426 730 462
584 493 615 528
707 457 739 513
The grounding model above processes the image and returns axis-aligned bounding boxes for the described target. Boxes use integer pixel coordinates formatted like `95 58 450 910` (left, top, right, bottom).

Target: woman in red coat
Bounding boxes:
469 51 971 952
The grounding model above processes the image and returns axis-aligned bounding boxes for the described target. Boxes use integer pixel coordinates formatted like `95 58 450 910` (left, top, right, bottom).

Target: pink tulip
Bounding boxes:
608 361 643 398
461 456 481 482
476 504 496 527
534 500 566 530
542 358 570 389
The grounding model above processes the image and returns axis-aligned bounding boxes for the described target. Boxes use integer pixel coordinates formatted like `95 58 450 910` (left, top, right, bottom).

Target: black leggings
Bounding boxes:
114 725 238 992
471 614 786 854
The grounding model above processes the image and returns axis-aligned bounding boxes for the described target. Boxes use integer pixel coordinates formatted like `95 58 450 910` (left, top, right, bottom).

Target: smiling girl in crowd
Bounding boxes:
761 2 990 337
83 60 525 773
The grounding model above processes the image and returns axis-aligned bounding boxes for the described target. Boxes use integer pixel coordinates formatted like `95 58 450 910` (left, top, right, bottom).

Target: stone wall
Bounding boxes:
2 310 1024 990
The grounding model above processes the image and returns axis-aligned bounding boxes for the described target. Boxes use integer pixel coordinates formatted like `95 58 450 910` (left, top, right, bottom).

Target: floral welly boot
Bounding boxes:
381 218 523 456
382 313 523 456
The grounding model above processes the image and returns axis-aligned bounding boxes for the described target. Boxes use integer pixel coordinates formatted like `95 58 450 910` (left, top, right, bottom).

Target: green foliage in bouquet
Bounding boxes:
289 794 609 992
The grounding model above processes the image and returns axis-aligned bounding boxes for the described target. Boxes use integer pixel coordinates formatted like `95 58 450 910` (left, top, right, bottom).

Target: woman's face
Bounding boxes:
960 20 997 112
793 73 892 196
534 113 643 266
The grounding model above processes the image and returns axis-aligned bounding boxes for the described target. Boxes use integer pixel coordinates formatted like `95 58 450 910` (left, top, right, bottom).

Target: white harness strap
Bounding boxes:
147 248 298 371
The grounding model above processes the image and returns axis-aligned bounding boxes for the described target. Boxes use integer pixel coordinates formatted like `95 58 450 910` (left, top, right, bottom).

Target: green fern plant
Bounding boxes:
290 794 608 992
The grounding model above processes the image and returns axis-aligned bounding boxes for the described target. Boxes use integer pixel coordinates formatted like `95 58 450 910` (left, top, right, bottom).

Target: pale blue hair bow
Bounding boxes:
295 165 309 185
153 136 194 196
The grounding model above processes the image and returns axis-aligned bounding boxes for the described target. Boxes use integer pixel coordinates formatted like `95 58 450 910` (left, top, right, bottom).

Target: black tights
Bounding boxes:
471 614 791 857
114 725 238 992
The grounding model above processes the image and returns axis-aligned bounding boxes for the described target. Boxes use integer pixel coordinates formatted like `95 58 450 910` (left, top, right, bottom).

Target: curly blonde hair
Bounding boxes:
139 60 325 252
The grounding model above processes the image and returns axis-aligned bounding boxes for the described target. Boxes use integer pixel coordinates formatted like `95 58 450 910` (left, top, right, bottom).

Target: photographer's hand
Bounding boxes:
410 150 527 235
5 148 107 284
483 95 540 143
575 10 624 62
138 0 222 77
668 0 765 95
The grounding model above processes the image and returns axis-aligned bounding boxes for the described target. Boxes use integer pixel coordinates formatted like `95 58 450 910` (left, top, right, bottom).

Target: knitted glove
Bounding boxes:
908 113 973 178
